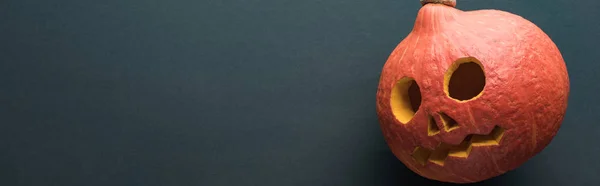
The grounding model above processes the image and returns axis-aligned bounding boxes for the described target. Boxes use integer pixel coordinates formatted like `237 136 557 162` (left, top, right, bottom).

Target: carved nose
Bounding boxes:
426 112 459 136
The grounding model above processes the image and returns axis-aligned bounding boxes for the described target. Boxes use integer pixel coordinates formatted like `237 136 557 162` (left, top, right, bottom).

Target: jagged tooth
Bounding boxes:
428 143 450 166
471 126 505 146
413 125 506 166
411 147 432 166
448 135 473 157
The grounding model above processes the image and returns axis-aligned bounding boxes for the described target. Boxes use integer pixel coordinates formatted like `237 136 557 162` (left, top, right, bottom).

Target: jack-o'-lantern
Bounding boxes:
375 0 570 183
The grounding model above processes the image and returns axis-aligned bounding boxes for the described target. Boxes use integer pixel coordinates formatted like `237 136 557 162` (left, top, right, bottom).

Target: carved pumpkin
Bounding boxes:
375 0 570 183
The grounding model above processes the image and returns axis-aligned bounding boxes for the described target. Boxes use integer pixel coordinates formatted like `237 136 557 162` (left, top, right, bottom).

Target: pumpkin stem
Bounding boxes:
420 0 456 7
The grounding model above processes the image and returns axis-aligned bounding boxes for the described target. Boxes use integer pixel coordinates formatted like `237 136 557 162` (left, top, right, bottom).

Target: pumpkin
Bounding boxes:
375 0 570 183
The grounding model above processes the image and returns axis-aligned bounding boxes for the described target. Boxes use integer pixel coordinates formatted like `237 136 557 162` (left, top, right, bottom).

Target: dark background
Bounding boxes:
0 0 598 185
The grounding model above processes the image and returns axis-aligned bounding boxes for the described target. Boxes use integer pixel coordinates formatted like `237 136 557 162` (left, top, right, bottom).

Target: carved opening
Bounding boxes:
428 144 450 166
411 125 506 166
471 126 505 146
447 135 473 158
444 57 486 101
412 147 431 166
428 115 440 136
439 112 459 131
390 77 422 124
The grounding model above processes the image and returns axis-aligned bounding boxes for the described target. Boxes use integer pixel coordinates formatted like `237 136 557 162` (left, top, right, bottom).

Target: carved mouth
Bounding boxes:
411 125 505 166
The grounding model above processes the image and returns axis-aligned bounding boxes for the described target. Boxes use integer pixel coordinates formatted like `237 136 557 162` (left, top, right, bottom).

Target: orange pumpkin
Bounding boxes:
376 0 570 183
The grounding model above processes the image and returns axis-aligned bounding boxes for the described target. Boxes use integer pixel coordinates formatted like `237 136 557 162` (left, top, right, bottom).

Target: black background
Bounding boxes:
1 0 598 185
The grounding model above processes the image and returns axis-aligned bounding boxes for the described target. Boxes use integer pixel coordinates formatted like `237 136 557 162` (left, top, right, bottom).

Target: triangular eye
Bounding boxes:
439 112 459 131
444 57 486 102
427 114 440 136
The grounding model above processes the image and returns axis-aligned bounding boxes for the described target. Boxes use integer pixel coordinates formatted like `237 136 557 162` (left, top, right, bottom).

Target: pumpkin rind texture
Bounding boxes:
376 4 569 183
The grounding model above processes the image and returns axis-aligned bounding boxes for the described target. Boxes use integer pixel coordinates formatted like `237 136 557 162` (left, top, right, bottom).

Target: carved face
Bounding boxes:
390 57 505 167
375 15 569 183
376 2 568 184
376 54 566 183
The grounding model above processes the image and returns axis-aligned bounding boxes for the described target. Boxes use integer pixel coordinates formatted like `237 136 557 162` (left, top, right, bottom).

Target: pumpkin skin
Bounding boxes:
375 1 569 184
